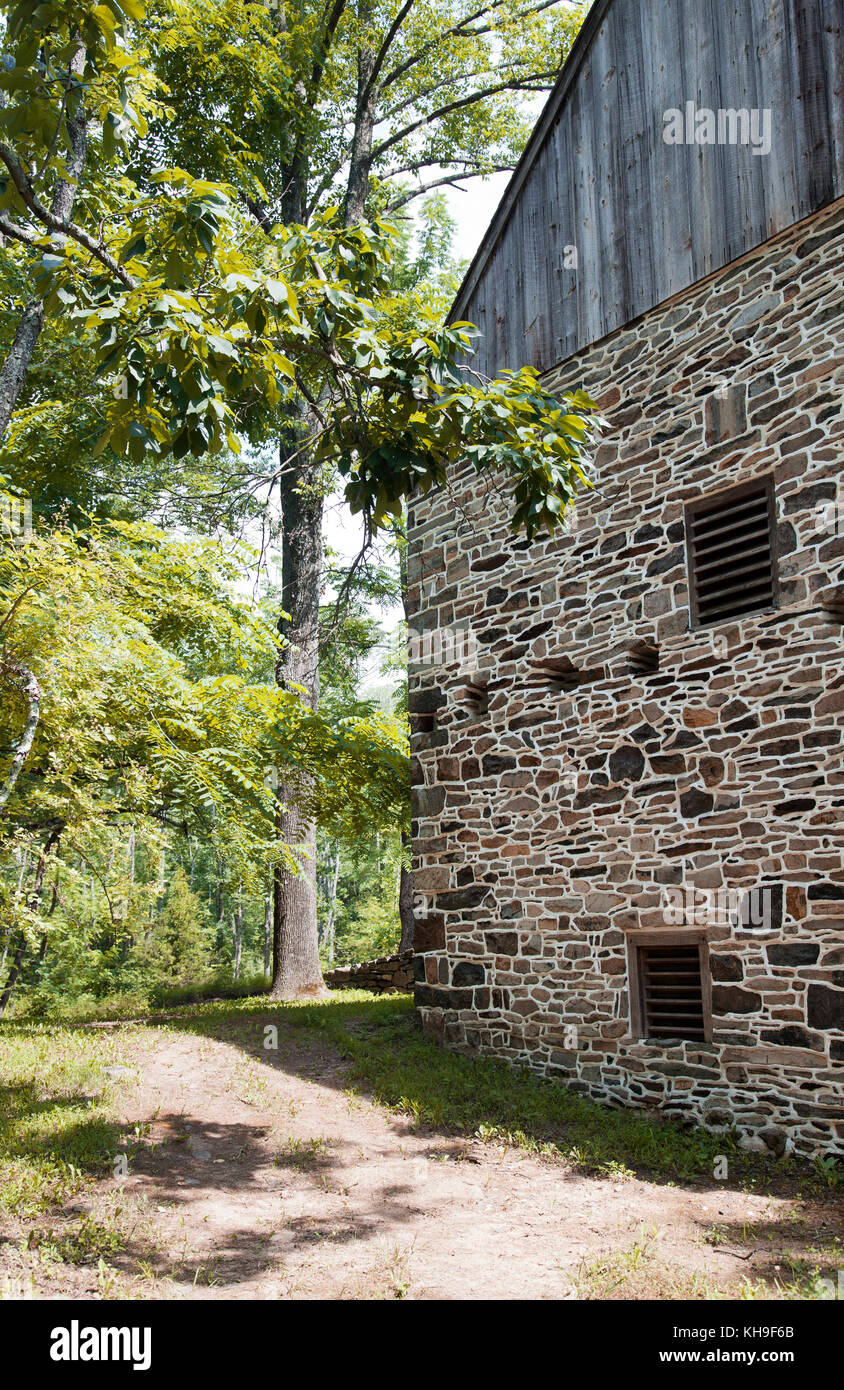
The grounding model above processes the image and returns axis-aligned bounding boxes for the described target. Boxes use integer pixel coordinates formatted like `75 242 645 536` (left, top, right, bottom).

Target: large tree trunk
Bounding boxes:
396 521 414 953
268 66 377 996
270 445 327 999
343 48 376 225
0 847 29 977
0 300 45 440
321 841 341 966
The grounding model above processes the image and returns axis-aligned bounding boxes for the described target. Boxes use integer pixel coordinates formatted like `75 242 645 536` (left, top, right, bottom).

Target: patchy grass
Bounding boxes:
0 1021 134 1217
699 1216 844 1299
4 991 841 1198
567 1226 840 1302
565 1225 705 1300
152 990 842 1191
25 1215 126 1266
274 1135 333 1172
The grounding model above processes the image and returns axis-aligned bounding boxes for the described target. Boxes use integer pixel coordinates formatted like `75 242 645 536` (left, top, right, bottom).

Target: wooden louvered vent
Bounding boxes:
639 945 706 1042
686 478 777 627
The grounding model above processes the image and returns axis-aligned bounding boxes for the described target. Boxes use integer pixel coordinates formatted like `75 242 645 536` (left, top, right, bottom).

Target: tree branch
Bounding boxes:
380 0 512 90
0 214 37 248
380 0 562 90
385 166 516 209
378 55 542 122
363 0 416 105
0 144 136 288
371 74 558 160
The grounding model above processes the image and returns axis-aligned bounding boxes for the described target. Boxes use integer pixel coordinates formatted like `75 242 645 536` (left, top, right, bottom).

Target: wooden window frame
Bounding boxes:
625 928 713 1043
684 474 780 630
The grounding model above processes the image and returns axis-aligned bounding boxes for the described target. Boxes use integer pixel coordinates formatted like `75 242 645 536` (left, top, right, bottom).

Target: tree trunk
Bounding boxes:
0 828 60 1016
396 518 414 953
343 49 376 225
4 844 31 975
0 661 41 811
321 842 341 966
232 887 243 981
0 300 45 440
36 880 59 971
268 65 377 997
263 890 272 981
0 39 87 440
270 441 326 999
398 830 414 952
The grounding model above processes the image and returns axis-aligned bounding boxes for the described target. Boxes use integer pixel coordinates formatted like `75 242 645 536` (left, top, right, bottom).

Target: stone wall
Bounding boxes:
325 950 414 994
407 197 844 1158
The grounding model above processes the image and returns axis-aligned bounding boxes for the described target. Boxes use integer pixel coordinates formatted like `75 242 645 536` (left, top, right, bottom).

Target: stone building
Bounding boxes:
407 0 844 1156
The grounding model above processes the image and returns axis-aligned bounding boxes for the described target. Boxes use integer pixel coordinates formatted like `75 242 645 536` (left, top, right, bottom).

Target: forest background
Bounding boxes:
0 0 592 1016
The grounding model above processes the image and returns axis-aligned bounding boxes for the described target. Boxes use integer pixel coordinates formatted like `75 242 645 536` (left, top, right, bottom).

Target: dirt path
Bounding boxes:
86 1016 836 1300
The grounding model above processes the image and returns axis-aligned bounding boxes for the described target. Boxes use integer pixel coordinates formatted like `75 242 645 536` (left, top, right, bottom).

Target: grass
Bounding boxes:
274 1135 333 1171
25 1215 126 1266
153 990 842 1189
0 1020 133 1217
565 1229 840 1301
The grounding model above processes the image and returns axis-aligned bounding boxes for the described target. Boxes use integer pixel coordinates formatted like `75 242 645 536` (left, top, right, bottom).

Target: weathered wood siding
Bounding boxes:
452 0 844 377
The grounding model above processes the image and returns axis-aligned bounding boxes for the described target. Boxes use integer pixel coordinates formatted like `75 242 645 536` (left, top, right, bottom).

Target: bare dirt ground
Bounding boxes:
4 1010 840 1300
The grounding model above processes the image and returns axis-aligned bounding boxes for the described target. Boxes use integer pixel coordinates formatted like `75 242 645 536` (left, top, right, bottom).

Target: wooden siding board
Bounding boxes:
615 0 654 324
820 0 844 187
657 0 698 296
714 0 755 270
762 0 802 234
454 0 843 378
792 0 838 213
523 144 550 368
588 16 612 345
570 62 599 359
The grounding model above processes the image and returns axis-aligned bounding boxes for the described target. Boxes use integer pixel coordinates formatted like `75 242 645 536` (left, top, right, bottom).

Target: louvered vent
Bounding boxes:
686 479 777 627
640 945 705 1042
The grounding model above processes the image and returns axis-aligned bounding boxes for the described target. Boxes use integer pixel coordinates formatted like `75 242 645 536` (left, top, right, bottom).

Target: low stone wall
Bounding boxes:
325 950 414 994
